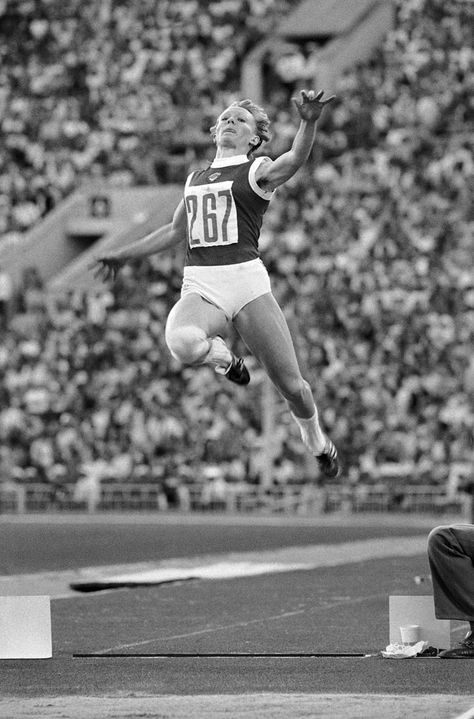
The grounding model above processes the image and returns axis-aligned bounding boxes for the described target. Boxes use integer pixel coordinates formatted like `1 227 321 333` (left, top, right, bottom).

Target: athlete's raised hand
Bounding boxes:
90 254 127 282
292 89 336 122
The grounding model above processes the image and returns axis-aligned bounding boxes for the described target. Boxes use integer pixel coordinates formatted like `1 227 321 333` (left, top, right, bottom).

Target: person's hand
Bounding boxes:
292 89 336 122
89 254 127 282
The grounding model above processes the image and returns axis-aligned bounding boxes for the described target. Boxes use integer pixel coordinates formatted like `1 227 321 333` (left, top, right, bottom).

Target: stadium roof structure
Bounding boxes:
277 0 385 38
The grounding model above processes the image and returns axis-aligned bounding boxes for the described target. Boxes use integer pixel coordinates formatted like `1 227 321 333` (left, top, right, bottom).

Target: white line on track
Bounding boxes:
101 608 309 653
99 592 385 654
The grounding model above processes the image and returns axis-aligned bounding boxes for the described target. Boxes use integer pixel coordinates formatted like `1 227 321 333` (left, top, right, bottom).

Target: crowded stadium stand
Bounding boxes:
0 0 472 515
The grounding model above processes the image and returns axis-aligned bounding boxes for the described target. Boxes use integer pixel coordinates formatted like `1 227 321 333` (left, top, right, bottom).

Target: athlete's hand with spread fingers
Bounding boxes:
90 254 127 282
292 89 336 122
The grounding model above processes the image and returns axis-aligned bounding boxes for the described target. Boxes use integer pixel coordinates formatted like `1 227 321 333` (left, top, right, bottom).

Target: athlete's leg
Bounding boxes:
165 293 231 367
234 293 312 412
233 292 328 453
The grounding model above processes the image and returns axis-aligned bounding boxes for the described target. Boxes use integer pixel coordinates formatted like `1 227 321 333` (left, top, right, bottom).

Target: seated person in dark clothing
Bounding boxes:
428 525 474 658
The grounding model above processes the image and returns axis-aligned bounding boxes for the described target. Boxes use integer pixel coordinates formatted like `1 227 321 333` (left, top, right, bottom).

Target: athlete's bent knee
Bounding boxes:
427 526 451 558
165 324 209 365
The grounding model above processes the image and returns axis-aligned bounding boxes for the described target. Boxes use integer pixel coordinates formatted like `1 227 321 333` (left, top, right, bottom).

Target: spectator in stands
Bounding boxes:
0 265 13 329
73 463 103 512
428 525 474 658
0 447 15 489
16 266 46 316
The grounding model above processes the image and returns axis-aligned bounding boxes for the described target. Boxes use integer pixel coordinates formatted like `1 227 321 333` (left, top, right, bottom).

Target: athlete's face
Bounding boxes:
214 106 259 154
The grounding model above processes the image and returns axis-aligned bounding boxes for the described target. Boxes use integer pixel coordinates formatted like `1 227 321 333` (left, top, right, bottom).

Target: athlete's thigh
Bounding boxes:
166 292 229 337
233 292 303 381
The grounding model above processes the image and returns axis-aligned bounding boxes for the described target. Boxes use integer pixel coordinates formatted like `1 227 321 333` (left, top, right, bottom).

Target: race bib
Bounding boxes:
185 181 238 248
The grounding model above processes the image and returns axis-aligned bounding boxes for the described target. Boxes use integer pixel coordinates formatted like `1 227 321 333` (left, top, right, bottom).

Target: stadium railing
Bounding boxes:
0 482 466 517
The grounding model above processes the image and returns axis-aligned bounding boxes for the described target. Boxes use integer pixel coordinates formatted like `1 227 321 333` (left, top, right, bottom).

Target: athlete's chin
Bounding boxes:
219 137 237 148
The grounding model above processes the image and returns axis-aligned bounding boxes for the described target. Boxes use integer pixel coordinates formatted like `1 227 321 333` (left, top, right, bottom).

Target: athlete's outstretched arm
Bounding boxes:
256 89 335 192
92 200 187 282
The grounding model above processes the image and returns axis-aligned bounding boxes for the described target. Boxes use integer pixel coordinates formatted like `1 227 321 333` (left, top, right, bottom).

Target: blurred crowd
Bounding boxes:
0 0 472 506
0 0 298 237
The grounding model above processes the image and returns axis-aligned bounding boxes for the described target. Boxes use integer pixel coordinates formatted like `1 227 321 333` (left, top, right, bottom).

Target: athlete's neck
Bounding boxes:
214 146 252 158
211 154 249 168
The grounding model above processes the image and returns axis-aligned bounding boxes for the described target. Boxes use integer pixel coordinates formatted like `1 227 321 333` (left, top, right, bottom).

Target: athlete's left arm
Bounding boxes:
255 89 336 192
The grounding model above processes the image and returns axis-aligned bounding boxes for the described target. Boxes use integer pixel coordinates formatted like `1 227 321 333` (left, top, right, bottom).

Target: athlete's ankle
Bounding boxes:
291 410 326 455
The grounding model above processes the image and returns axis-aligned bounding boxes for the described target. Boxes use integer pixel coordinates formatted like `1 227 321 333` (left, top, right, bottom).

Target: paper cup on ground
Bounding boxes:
0 595 52 658
400 624 420 645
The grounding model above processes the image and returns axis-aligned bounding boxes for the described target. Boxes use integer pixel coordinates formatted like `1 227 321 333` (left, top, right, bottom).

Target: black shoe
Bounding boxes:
439 637 474 658
316 439 341 479
224 356 250 385
212 336 250 385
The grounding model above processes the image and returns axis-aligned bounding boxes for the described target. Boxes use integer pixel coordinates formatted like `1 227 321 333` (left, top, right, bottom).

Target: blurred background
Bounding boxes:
0 0 472 518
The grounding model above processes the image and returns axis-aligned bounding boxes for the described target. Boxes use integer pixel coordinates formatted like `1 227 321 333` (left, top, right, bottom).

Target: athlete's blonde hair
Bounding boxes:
210 99 272 156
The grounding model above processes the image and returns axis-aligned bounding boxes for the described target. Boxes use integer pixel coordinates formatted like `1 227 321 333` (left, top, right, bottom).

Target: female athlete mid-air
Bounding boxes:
93 89 340 478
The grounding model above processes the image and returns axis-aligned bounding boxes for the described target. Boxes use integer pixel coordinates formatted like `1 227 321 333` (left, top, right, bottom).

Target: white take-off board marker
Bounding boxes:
0 595 52 659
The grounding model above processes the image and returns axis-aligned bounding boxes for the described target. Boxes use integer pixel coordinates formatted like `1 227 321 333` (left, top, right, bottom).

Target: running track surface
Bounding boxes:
1 512 473 719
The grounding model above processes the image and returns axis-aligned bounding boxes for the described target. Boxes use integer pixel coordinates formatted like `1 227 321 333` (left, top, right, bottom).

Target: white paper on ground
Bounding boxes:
381 640 428 659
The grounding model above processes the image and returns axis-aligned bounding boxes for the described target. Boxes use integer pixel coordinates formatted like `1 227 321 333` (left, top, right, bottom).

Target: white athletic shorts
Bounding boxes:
181 258 272 320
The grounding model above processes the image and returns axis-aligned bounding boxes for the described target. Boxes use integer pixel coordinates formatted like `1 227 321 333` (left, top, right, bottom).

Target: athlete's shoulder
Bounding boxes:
249 156 274 200
253 155 272 166
252 155 273 177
